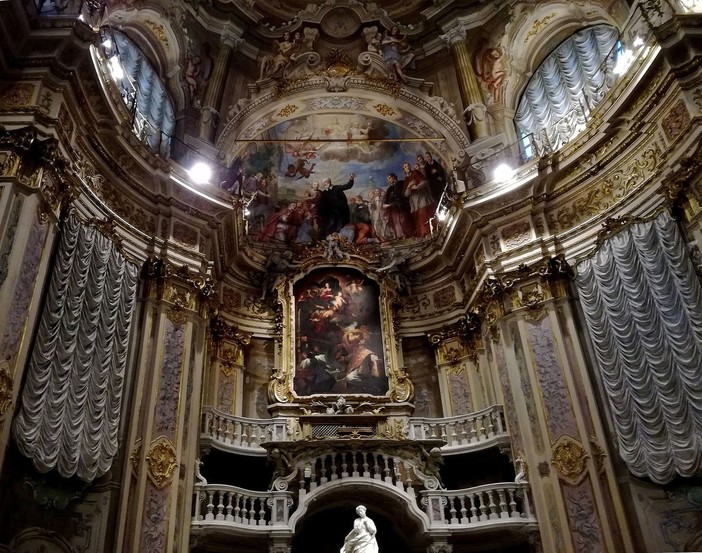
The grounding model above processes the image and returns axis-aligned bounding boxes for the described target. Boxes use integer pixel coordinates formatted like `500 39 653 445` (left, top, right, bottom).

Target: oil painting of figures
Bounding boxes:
293 268 387 397
224 113 447 245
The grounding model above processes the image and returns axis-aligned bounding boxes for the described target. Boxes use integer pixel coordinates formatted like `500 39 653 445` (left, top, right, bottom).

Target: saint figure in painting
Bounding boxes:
333 326 386 395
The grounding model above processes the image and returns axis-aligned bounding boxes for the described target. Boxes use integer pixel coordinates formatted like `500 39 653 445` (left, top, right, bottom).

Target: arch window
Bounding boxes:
515 24 620 157
109 30 175 157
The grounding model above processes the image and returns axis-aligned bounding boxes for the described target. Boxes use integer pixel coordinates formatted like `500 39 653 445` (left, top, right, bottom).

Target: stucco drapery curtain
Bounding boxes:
575 212 702 484
515 24 619 152
13 215 138 482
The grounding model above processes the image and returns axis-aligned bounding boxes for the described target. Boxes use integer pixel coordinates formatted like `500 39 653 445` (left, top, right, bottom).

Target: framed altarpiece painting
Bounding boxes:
267 265 413 409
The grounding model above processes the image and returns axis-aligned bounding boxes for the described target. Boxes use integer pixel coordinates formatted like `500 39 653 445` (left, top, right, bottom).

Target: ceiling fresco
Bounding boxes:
228 112 449 246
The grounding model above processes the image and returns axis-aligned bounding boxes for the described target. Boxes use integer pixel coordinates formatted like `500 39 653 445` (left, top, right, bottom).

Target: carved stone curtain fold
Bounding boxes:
575 212 702 484
515 24 619 150
13 215 138 482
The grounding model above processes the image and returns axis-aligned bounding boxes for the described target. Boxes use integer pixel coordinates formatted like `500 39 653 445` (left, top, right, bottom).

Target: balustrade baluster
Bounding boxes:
321 454 329 484
383 455 392 483
446 421 456 447
508 488 519 517
469 419 478 443
439 424 448 443
224 419 233 444
205 490 215 521
487 412 496 438
241 423 250 447
478 492 489 521
372 453 382 480
233 421 241 447
233 493 242 523
459 496 468 524
241 497 250 524
340 452 349 478
258 497 266 526
392 457 403 489
351 450 359 477
331 453 338 480
403 462 414 496
487 490 498 519
449 495 458 524
215 491 225 520
429 423 438 440
469 492 478 523
478 415 487 442
225 492 234 521
498 489 508 518
362 452 370 477
459 421 469 445
216 416 224 441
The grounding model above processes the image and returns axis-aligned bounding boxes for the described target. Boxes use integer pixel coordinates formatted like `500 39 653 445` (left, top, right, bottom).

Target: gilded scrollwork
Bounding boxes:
551 435 588 485
145 436 178 489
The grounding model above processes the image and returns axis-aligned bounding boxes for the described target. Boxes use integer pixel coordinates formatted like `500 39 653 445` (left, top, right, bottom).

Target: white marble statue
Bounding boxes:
340 505 379 553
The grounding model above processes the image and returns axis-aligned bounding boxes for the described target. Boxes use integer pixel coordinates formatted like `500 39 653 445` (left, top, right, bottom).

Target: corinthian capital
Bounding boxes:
439 23 467 46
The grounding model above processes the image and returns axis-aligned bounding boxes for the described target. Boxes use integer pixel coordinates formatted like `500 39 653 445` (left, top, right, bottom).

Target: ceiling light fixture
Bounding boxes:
189 162 212 184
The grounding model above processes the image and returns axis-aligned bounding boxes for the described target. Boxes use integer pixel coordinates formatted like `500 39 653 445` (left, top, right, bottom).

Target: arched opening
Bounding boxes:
291 487 427 553
515 24 620 157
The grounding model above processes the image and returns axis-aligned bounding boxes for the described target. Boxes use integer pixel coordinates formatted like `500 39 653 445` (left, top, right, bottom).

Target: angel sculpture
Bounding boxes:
377 250 413 294
363 26 382 54
259 31 298 79
260 250 297 300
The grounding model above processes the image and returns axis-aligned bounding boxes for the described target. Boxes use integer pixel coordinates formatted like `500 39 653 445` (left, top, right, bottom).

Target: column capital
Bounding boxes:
439 23 467 47
221 27 244 49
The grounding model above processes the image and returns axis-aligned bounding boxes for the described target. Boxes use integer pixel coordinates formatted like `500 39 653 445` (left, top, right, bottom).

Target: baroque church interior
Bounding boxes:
1 0 702 552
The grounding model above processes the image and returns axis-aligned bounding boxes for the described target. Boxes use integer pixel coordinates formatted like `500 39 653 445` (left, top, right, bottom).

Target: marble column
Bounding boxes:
115 259 212 553
198 28 243 143
439 25 489 142
482 257 636 553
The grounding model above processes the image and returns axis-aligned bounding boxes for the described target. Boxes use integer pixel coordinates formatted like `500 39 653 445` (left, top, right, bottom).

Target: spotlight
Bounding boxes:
613 49 634 75
437 210 448 221
633 36 644 49
189 162 212 184
493 163 514 184
102 38 113 50
108 55 124 80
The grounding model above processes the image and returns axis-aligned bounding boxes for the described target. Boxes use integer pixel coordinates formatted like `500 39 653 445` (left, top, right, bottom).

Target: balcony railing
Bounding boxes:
191 481 535 534
200 407 289 455
192 484 293 530
201 405 510 455
408 405 509 454
422 483 536 528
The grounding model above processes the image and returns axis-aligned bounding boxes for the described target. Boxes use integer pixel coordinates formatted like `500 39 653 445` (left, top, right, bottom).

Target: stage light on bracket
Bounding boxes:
189 162 212 184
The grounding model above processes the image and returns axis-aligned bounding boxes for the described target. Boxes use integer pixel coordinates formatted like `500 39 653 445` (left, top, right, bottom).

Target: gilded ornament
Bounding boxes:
129 438 142 477
432 286 456 310
373 103 396 117
524 13 557 43
0 363 14 416
500 221 532 249
144 20 169 46
276 104 298 118
146 437 178 489
551 435 588 485
219 347 240 377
